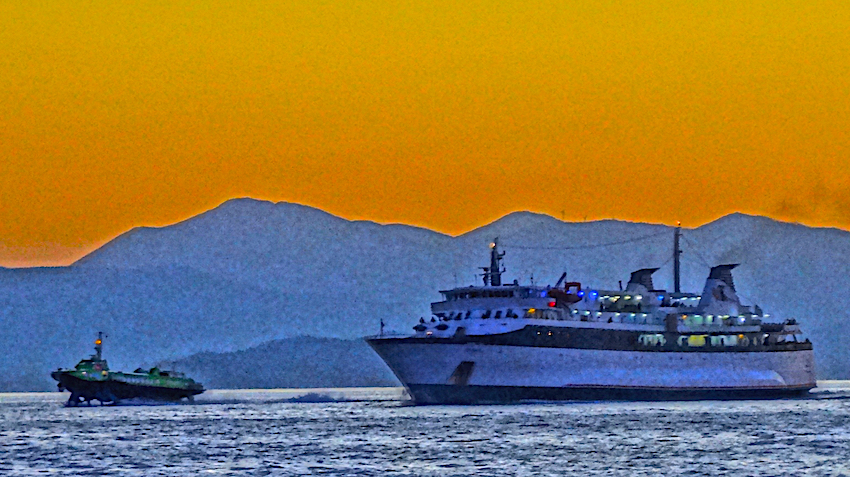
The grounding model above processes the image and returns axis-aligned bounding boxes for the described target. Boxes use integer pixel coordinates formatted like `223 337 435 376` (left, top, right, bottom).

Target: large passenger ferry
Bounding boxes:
366 231 816 404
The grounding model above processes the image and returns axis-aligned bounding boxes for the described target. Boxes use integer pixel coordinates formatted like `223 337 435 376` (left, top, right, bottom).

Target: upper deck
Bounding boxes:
404 238 808 352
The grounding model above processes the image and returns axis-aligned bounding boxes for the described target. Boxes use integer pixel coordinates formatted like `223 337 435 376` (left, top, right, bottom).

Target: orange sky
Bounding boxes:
2 1 849 267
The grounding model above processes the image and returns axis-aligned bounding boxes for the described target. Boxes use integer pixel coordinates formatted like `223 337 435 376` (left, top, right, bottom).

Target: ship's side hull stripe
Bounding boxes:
406 384 813 404
371 324 812 353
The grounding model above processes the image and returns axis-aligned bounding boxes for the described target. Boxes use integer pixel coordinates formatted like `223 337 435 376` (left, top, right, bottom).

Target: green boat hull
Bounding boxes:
52 371 204 405
52 333 204 406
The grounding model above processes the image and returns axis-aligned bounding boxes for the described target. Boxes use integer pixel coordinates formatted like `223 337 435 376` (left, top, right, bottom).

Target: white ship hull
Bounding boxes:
367 238 817 404
368 339 816 404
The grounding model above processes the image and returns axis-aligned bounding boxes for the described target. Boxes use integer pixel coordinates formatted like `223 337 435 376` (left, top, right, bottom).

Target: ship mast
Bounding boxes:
673 223 682 293
481 238 506 286
94 332 104 361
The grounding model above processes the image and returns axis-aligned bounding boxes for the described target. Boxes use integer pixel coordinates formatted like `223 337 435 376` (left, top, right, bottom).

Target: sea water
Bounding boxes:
1 383 849 476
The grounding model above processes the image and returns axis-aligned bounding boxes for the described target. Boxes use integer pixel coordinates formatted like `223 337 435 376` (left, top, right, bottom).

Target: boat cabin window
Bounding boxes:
494 310 502 318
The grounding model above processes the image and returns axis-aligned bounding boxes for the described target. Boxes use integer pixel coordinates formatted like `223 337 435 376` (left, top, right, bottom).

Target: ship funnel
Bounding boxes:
697 264 742 315
709 263 738 291
625 268 659 294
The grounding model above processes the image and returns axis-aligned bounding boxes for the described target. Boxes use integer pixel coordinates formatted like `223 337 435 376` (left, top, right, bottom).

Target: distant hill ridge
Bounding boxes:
161 336 397 390
1 198 848 391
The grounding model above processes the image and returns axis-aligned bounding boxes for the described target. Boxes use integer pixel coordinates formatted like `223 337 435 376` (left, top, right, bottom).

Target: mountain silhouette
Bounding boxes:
2 199 847 391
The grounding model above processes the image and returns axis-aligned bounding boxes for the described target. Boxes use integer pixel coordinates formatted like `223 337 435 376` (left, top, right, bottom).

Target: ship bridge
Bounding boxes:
432 285 556 320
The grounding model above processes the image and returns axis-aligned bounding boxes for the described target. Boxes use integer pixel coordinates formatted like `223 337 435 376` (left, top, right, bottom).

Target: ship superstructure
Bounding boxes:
367 236 815 404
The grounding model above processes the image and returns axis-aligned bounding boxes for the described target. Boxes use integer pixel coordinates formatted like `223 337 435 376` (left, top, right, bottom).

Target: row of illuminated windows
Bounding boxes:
682 315 766 326
438 308 565 321
638 334 767 347
443 288 550 301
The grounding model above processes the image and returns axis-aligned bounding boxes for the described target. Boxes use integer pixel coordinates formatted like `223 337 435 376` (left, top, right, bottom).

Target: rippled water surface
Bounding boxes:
2 383 850 476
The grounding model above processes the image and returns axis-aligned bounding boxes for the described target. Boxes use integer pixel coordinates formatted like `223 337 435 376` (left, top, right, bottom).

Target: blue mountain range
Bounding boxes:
2 198 847 391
